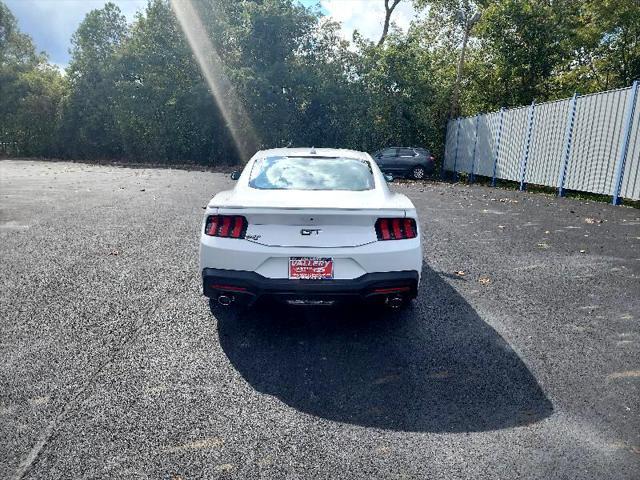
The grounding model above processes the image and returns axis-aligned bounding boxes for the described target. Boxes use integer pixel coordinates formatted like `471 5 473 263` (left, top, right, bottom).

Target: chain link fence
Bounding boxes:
443 81 640 204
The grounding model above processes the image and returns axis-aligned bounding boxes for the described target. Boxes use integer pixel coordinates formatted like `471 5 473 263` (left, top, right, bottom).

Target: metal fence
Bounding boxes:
0 141 19 157
443 81 640 203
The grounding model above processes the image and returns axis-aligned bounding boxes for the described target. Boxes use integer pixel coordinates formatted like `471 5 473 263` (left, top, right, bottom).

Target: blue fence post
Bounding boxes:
469 114 480 183
491 108 505 187
519 100 535 191
557 92 579 197
611 81 639 205
452 118 461 181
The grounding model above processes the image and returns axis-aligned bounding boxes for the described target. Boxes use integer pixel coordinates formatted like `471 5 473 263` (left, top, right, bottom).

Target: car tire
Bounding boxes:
411 166 426 180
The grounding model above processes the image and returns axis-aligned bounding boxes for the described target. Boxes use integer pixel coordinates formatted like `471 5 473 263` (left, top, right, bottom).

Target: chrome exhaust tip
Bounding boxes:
217 294 234 306
386 296 404 309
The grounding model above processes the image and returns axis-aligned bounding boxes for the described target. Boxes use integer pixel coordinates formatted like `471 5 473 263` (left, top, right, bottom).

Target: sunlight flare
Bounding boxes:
170 0 259 161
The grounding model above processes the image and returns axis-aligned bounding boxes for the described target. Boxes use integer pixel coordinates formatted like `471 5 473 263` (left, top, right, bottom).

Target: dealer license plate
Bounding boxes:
288 257 334 280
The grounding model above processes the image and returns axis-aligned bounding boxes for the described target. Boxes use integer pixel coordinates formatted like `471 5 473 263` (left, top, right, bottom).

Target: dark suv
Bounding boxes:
371 147 435 180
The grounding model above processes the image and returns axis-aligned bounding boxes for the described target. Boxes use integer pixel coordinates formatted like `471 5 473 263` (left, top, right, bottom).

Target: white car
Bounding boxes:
199 147 423 308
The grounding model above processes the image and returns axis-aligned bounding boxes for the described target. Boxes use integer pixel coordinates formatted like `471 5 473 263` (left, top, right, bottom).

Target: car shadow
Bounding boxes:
212 264 553 433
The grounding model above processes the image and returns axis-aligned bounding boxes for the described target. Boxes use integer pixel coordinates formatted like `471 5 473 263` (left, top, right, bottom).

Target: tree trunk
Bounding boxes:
450 25 470 118
378 0 402 46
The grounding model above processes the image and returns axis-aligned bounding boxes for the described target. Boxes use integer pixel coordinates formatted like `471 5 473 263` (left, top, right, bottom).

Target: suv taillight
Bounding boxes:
205 215 247 238
375 218 417 240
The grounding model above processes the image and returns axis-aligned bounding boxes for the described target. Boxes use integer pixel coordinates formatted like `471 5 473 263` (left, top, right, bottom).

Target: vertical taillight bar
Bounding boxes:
231 216 243 238
205 216 219 236
378 218 391 240
392 219 402 239
220 216 232 237
403 218 415 238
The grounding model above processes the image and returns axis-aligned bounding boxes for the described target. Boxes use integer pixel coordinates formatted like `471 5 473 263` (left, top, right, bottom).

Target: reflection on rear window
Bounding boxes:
249 156 374 191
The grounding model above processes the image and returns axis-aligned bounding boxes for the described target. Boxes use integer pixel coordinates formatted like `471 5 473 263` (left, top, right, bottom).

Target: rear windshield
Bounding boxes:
249 156 374 191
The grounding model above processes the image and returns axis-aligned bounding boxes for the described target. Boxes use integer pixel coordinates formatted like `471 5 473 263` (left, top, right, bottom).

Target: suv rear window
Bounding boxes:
249 156 374 191
398 148 416 156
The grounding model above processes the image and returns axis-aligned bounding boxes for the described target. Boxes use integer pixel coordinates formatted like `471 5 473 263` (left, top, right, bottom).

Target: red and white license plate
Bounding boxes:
289 257 334 280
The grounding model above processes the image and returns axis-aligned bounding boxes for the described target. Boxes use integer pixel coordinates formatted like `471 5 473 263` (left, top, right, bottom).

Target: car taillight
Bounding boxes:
205 215 247 238
375 218 417 240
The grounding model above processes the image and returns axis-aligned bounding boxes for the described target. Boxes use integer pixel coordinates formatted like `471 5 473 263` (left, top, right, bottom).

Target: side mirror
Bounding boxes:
384 173 394 183
230 171 240 181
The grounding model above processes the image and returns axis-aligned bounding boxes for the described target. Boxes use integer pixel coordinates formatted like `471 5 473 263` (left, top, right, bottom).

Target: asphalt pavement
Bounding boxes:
1 159 638 479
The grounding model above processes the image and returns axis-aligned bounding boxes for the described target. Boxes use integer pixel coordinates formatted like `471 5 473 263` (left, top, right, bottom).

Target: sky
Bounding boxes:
315 1 416 44
5 0 417 68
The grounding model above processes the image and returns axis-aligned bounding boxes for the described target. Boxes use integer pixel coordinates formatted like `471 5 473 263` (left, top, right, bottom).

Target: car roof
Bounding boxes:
255 147 370 160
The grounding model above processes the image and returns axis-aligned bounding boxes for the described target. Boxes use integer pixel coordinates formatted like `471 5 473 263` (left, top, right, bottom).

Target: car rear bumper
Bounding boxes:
202 268 419 304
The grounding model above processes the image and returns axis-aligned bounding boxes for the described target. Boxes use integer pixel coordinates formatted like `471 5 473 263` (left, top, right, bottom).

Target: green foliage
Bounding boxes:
0 1 38 65
458 0 640 113
114 0 216 161
0 2 64 156
559 0 640 92
59 2 128 158
0 0 638 163
352 29 453 154
471 0 579 107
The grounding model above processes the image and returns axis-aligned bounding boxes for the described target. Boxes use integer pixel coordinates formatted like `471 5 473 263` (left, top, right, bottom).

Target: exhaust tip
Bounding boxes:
218 294 234 306
386 296 404 309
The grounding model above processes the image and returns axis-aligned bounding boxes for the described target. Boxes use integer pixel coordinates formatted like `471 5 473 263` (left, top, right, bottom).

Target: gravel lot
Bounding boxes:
1 159 638 479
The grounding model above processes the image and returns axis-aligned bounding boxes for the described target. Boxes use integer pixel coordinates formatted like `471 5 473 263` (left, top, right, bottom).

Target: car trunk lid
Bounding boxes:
216 207 406 247
209 186 414 248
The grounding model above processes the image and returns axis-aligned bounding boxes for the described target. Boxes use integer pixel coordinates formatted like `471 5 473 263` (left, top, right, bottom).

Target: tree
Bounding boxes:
113 0 219 162
2 0 639 163
352 25 452 154
554 0 640 93
0 1 38 65
379 0 403 46
60 2 128 158
474 0 578 107
220 0 318 151
293 19 366 149
0 1 64 156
